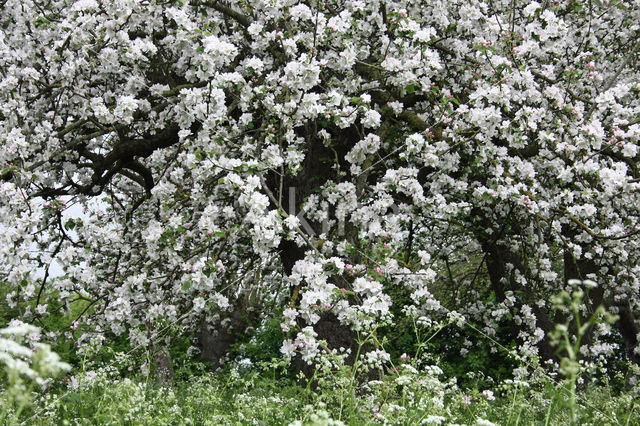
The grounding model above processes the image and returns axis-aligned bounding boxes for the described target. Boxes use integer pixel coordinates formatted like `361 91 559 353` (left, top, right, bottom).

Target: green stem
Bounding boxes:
13 382 34 423
544 392 555 426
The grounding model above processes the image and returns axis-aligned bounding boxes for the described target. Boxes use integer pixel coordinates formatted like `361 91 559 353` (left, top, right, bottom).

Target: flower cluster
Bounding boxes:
0 0 638 373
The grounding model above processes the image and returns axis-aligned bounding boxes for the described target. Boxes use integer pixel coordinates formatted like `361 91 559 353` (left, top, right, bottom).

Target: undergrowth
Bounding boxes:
2 282 639 425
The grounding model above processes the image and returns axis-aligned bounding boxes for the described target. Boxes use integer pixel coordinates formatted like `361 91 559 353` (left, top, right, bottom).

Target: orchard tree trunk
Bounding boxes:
564 250 640 365
199 293 261 367
151 345 174 384
146 321 174 384
481 240 558 363
615 306 640 365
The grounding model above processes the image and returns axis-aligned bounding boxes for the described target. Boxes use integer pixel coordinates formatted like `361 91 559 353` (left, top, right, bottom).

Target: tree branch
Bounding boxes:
203 1 251 27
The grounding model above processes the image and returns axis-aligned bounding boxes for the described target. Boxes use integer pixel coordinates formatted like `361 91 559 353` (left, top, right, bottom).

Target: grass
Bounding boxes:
1 353 635 426
2 282 638 425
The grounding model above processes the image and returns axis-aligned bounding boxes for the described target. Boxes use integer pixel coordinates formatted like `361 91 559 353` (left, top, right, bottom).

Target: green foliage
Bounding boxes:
1 281 639 425
5 349 637 425
549 280 620 424
235 313 287 366
0 323 70 425
429 326 518 389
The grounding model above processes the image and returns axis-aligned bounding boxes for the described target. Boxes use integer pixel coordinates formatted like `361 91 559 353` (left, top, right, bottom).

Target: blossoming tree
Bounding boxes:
1 0 639 368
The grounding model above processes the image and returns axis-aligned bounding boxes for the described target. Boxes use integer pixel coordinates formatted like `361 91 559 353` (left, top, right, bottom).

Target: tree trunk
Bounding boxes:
482 240 558 363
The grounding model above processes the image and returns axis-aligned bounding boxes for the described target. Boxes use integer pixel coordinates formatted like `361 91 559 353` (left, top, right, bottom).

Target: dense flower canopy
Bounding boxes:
1 0 639 366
